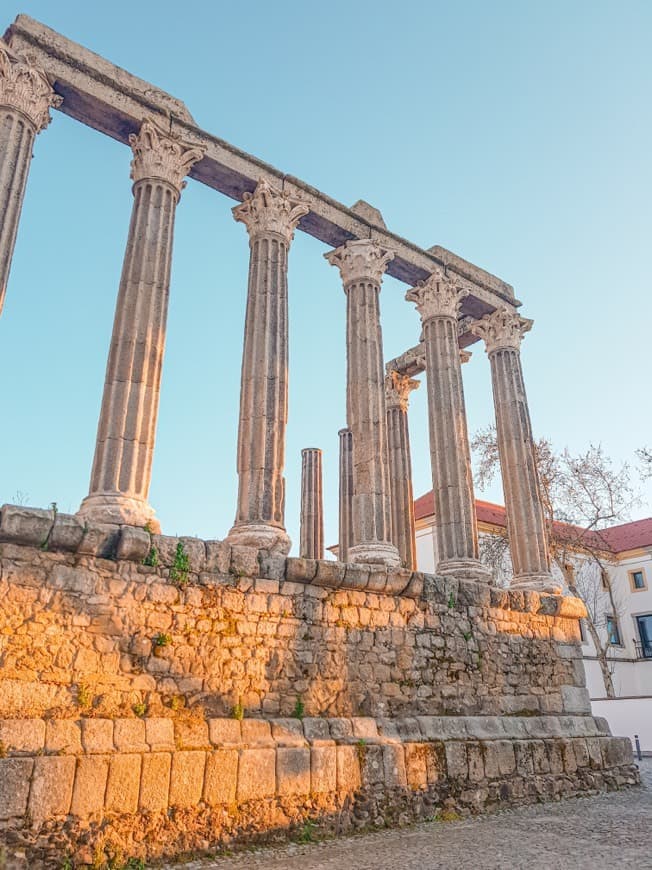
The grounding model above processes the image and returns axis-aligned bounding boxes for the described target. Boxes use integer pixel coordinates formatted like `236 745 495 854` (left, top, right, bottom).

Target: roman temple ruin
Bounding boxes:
0 14 638 867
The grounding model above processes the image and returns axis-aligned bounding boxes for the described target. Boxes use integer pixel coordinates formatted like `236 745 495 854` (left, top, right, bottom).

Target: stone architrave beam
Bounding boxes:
0 40 61 316
78 119 204 530
3 15 519 327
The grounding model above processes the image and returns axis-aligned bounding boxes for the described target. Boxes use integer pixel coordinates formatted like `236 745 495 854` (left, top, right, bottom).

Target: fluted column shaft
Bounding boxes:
0 43 61 315
79 119 204 530
338 427 353 562
326 241 400 567
385 371 419 569
472 309 553 589
300 448 324 560
407 270 489 581
228 180 308 553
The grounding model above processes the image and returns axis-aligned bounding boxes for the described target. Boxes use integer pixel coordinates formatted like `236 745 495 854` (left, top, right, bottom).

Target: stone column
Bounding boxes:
300 448 324 561
227 179 309 553
338 427 353 562
471 308 553 589
385 370 419 569
406 269 489 581
0 42 61 316
78 119 204 530
325 240 400 567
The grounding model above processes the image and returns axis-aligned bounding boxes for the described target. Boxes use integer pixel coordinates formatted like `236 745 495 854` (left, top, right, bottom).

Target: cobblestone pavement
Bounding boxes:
165 759 652 870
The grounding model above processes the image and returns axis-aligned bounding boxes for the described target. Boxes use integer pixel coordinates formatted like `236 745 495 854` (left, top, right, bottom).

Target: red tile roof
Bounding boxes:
414 490 652 555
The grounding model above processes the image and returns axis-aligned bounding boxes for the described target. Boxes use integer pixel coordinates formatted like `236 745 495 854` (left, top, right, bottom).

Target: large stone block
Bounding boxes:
276 747 311 795
169 751 206 808
116 526 151 562
241 719 273 746
203 749 238 805
139 752 171 811
70 755 110 817
238 748 276 800
45 719 82 754
404 743 428 789
145 717 175 751
174 718 210 750
29 756 75 822
336 745 361 793
209 718 242 747
81 718 114 753
560 686 591 715
0 758 33 819
382 744 407 788
105 754 142 814
0 718 45 753
114 718 148 753
310 746 336 793
0 505 52 546
271 718 306 747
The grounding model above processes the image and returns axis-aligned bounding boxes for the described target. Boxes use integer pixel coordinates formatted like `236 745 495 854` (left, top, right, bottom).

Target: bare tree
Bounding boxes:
471 427 636 698
636 446 652 480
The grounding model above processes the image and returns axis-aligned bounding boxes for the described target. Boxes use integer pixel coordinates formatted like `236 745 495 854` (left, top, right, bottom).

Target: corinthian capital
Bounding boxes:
233 178 309 244
405 268 468 322
325 239 394 288
129 118 205 195
0 42 62 132
471 307 533 354
385 370 420 411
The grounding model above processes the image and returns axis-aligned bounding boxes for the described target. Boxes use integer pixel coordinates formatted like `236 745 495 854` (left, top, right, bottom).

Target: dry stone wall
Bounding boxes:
0 506 589 721
0 505 639 867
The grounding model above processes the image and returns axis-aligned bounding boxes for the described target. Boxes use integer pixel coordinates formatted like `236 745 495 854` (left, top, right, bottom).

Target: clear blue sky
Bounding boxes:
1 0 651 548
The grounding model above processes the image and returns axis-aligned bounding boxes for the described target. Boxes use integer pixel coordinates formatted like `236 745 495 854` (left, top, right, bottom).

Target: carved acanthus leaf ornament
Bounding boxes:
471 307 533 354
129 118 205 195
233 178 309 244
385 370 420 411
325 239 395 288
406 268 468 321
0 42 62 132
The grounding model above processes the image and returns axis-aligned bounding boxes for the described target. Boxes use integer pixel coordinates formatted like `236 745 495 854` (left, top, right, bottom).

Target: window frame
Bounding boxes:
606 615 623 647
628 568 648 592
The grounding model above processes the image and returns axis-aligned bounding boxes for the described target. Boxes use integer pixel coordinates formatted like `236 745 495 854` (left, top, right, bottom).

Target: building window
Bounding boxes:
600 569 609 590
629 569 647 592
579 619 587 643
636 615 652 659
606 616 622 646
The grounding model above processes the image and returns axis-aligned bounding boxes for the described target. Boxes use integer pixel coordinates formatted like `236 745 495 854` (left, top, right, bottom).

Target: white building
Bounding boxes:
414 491 652 753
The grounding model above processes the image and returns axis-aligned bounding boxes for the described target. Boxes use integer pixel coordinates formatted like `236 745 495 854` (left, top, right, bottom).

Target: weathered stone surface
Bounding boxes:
0 718 45 753
116 527 151 563
81 719 114 754
277 747 311 795
105 753 141 814
113 718 148 753
209 719 242 747
0 505 52 547
145 717 175 751
139 752 171 811
71 755 110 816
28 756 75 822
169 751 206 807
300 449 324 561
45 719 82 754
310 746 337 793
336 745 361 792
0 758 33 819
237 748 275 800
203 749 238 805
